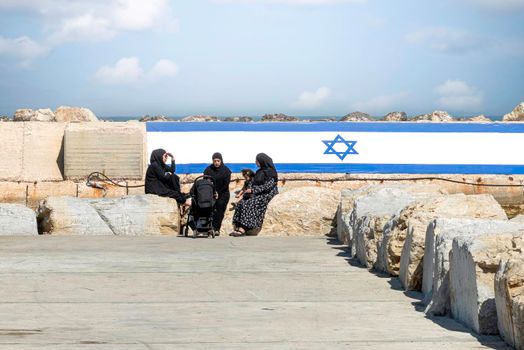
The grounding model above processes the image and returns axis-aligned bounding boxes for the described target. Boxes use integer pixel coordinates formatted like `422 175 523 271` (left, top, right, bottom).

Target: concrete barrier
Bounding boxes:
64 122 146 180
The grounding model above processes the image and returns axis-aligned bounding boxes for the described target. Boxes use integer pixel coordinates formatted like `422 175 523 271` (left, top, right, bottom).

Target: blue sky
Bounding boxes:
0 0 523 117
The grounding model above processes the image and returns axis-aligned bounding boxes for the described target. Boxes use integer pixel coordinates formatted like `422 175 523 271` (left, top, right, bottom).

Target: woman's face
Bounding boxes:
213 159 222 167
162 152 168 164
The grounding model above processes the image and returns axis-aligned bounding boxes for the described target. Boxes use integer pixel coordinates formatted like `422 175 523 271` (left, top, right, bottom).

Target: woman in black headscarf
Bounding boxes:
145 149 190 205
231 153 278 236
203 152 232 234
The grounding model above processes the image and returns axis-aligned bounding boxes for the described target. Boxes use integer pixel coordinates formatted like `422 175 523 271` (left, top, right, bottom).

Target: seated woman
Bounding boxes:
145 148 191 206
230 153 278 237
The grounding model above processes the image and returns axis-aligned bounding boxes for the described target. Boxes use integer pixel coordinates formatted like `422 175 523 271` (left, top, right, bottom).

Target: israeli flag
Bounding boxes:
146 122 524 174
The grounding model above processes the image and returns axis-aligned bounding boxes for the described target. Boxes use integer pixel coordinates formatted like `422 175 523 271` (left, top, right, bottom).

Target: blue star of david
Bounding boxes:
322 134 358 161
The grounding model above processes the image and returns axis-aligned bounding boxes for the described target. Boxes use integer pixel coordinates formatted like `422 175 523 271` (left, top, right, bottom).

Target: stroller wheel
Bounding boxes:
193 229 198 239
210 230 215 239
184 225 189 237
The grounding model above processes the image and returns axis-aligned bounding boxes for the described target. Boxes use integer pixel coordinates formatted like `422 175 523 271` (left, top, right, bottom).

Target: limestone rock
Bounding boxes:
412 110 454 122
260 187 340 236
0 115 10 122
37 196 113 235
139 115 172 122
512 215 524 223
222 116 254 122
0 204 38 236
503 102 524 122
182 115 218 122
37 195 180 236
89 195 180 236
352 186 445 269
495 257 524 349
337 189 356 246
467 115 492 122
423 218 524 317
261 113 299 122
381 111 407 122
450 231 524 334
340 112 373 122
13 108 56 122
55 106 98 122
399 194 506 291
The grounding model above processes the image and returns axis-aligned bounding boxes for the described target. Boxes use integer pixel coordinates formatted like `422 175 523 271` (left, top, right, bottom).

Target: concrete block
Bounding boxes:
126 180 146 196
0 204 38 235
495 257 524 350
64 122 145 180
0 123 23 181
21 122 66 182
0 182 27 205
390 194 506 290
450 231 524 334
27 181 77 209
423 218 524 316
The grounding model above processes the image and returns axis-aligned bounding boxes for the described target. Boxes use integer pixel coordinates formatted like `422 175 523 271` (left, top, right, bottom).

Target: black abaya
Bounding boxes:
203 153 232 232
145 149 187 204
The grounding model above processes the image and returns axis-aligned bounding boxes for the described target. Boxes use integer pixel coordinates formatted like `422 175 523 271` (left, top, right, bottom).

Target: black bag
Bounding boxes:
194 177 215 209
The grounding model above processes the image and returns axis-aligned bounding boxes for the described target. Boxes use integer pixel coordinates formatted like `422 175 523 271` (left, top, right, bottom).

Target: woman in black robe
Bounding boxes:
145 149 190 205
203 152 232 234
231 153 278 236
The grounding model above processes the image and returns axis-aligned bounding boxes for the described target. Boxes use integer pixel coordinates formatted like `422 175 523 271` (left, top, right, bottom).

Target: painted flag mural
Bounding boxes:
146 122 524 174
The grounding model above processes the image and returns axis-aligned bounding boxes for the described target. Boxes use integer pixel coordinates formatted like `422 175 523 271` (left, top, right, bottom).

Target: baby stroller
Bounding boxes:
183 175 216 238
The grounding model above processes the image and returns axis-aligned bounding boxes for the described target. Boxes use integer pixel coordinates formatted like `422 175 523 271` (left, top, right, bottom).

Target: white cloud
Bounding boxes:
94 57 179 85
352 91 410 113
0 36 50 66
213 0 366 5
435 80 484 111
0 0 179 64
293 87 332 109
405 27 485 54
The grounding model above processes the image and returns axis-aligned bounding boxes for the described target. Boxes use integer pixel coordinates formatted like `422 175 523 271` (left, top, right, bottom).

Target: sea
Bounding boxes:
100 115 505 122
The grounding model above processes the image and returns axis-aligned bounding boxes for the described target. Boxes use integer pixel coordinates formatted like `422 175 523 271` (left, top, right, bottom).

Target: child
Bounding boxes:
236 168 255 200
230 169 255 211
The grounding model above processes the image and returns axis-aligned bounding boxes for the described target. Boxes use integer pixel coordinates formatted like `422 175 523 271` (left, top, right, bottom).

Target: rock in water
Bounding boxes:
450 232 524 335
412 110 454 122
340 112 373 122
222 116 254 122
495 257 524 349
13 108 56 122
381 112 407 122
503 102 524 122
0 204 38 235
423 218 524 317
261 113 299 122
261 187 341 236
55 106 98 122
139 115 172 122
182 115 219 122
468 115 492 122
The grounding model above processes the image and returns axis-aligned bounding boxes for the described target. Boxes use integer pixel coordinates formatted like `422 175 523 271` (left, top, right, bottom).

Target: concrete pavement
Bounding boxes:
0 236 510 349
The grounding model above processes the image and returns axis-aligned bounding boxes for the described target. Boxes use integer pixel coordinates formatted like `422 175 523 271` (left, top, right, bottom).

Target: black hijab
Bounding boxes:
150 148 166 170
254 153 278 185
204 152 231 194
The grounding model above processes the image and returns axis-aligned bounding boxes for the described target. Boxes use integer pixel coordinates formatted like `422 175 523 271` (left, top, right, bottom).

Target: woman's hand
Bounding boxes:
184 198 192 207
244 188 253 194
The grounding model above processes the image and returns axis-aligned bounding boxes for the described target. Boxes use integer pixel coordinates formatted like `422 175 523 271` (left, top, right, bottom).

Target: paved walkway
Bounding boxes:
0 236 510 349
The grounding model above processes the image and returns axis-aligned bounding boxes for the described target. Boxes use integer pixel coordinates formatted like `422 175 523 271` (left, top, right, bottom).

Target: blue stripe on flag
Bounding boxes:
146 122 524 133
174 163 524 175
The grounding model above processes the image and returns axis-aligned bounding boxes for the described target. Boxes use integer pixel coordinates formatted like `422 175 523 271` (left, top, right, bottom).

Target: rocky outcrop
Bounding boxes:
222 116 254 122
381 112 407 122
398 194 506 291
495 257 524 349
450 231 524 335
55 106 98 122
423 218 524 317
37 195 180 236
261 187 341 236
13 108 56 122
503 102 524 122
337 189 357 247
466 115 491 122
0 115 10 122
261 113 299 122
0 204 38 236
139 115 172 122
340 112 373 122
182 115 219 122
352 186 445 269
412 110 454 122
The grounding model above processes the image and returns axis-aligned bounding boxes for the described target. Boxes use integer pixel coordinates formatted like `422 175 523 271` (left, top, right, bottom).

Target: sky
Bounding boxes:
0 0 523 118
